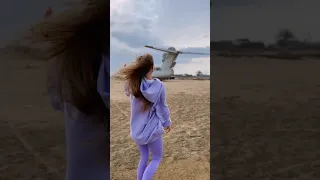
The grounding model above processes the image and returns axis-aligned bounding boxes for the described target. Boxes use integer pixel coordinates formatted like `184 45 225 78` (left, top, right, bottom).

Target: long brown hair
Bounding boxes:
119 53 154 111
26 0 109 123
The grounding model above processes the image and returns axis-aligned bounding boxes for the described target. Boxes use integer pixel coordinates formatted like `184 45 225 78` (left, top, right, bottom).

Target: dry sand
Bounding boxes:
212 57 320 180
110 79 210 180
0 51 66 180
4 49 320 180
0 50 210 180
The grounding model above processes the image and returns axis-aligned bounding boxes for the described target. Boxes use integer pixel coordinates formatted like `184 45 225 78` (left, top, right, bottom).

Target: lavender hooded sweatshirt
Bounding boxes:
47 55 109 180
126 78 172 145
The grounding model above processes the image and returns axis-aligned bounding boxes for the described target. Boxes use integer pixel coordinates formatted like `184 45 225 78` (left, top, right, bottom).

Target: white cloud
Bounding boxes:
110 0 158 35
151 0 210 48
157 25 210 48
174 57 210 75
110 0 210 72
110 36 139 56
110 0 210 48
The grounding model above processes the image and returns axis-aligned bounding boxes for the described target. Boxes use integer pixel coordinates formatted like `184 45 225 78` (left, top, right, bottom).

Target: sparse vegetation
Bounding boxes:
211 29 320 60
196 70 203 77
276 28 295 47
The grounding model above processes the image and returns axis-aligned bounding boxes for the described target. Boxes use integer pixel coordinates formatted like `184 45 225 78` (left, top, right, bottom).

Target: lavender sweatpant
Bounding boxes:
137 137 163 180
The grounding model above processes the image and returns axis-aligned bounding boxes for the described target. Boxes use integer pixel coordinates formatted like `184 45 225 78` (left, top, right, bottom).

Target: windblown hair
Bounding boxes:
119 53 154 111
27 0 109 124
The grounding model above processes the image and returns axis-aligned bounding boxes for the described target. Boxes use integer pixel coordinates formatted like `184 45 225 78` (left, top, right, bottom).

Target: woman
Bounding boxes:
119 54 172 180
28 0 109 179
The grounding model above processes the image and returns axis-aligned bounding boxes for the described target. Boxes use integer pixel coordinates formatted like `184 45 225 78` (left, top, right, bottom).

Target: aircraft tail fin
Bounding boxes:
160 52 177 71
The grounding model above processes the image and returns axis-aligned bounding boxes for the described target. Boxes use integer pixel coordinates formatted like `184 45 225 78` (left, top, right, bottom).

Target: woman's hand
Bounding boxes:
164 126 171 133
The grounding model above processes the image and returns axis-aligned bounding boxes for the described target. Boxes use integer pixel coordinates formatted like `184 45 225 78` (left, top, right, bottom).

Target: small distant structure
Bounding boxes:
234 38 251 45
211 40 235 50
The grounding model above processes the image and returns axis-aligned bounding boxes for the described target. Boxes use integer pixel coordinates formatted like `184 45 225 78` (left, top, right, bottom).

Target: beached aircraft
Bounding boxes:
145 45 210 80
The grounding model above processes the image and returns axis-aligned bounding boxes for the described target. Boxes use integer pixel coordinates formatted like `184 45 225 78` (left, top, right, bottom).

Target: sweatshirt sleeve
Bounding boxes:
158 84 172 127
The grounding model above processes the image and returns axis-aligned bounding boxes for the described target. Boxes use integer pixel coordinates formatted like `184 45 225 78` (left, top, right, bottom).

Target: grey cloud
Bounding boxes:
111 1 162 48
111 17 154 32
180 47 210 53
110 0 210 71
153 0 209 27
111 31 162 48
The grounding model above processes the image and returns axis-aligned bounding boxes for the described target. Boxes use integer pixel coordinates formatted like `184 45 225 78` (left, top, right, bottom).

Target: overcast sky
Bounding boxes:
110 0 210 75
3 0 317 74
212 0 320 43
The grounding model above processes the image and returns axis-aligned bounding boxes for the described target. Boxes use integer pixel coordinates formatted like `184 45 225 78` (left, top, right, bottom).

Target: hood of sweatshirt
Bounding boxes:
140 77 162 103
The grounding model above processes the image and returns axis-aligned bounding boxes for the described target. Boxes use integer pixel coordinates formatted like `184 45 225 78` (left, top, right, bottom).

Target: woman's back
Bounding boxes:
127 78 170 145
127 79 157 123
119 53 172 179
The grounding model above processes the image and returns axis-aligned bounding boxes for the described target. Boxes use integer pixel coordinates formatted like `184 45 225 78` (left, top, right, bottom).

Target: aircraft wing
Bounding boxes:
179 51 210 55
145 45 178 54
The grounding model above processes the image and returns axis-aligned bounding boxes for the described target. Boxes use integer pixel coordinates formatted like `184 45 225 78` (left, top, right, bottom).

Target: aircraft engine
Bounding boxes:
168 47 176 51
